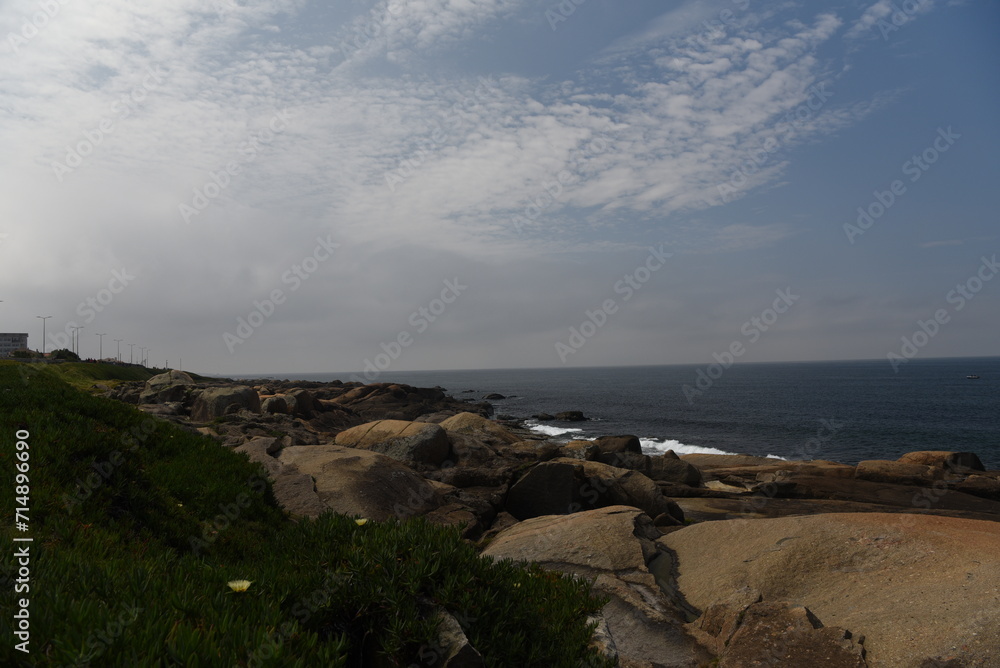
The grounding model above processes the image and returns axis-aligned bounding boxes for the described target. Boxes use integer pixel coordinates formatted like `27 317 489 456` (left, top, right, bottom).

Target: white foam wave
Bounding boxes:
527 423 585 438
639 438 785 459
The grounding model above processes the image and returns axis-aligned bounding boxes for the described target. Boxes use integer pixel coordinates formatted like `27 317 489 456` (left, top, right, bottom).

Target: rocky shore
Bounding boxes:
107 371 1000 667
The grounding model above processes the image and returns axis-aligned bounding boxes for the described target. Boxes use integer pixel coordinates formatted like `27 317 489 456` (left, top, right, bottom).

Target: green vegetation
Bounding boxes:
48 349 80 362
0 362 613 667
6 361 212 392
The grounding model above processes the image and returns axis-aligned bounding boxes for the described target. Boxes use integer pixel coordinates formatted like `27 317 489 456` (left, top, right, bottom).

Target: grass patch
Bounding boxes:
0 363 613 667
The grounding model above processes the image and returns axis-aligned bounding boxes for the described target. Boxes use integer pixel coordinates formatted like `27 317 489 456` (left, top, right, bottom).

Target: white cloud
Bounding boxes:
845 0 935 40
1 0 947 371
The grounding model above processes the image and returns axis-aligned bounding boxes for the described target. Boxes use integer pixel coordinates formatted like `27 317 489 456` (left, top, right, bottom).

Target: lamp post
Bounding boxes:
95 332 106 360
129 343 135 365
114 338 122 362
36 316 51 355
71 326 84 357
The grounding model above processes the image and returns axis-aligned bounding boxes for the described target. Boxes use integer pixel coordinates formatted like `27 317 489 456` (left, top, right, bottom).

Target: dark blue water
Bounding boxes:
241 358 1000 469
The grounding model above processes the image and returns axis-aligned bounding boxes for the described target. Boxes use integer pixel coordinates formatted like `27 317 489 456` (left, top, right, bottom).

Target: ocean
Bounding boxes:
238 357 1000 469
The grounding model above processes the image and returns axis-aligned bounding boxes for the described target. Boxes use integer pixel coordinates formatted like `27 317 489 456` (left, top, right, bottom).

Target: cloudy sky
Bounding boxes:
1 0 997 376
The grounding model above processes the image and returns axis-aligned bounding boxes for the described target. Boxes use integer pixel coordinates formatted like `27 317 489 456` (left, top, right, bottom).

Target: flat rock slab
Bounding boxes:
660 513 1000 667
482 506 711 667
482 505 652 575
334 419 450 467
279 444 439 520
672 496 1000 525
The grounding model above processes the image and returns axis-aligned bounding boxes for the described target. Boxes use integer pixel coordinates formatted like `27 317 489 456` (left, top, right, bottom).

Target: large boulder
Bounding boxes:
278 444 439 520
648 455 703 487
599 450 703 487
334 420 451 467
659 513 1000 667
482 506 712 667
505 458 679 522
285 389 316 418
140 370 195 403
593 435 642 455
190 386 261 421
855 459 944 487
898 450 985 473
261 395 288 414
956 474 1000 501
439 412 521 445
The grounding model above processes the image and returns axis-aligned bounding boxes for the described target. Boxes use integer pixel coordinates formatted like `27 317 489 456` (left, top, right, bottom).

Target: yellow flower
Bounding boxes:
354 518 368 526
227 580 252 592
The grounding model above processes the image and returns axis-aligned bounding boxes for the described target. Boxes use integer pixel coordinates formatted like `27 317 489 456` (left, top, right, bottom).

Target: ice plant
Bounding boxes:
227 580 252 593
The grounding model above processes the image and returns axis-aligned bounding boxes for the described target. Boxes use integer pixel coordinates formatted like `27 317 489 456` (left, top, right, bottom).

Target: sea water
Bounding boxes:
239 357 1000 469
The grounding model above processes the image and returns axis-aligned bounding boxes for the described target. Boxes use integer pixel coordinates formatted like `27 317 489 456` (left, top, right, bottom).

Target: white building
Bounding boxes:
0 333 29 357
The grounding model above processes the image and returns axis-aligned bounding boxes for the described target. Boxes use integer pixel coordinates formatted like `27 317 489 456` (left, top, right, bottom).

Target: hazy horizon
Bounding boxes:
2 0 997 375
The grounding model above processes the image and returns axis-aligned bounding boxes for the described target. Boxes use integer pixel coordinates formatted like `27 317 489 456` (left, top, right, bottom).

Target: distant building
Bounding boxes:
0 333 29 358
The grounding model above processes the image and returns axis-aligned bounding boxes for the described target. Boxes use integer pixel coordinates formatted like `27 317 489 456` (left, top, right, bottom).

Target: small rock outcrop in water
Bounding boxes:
106 376 1000 667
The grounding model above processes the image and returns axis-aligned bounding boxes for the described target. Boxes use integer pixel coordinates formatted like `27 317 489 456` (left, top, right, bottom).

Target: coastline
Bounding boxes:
7 361 1000 666
228 357 1000 469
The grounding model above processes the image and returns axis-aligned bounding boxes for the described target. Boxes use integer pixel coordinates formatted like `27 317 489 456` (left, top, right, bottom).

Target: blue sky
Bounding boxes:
0 0 996 375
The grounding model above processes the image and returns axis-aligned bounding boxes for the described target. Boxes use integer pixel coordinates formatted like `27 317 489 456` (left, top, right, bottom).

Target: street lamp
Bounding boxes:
95 332 106 360
129 343 135 365
114 339 122 362
35 316 51 355
71 326 84 357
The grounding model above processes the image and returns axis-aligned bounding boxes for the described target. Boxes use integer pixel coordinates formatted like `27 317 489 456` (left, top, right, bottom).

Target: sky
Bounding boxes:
1 0 997 376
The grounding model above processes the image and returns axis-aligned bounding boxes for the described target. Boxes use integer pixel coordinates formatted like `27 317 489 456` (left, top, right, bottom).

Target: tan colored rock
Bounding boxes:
271 472 325 518
659 513 1000 667
190 386 261 422
140 370 195 403
680 453 780 469
482 506 652 574
718 601 866 667
439 412 521 445
278 444 439 520
898 450 985 472
561 440 601 460
482 506 712 667
505 458 678 521
955 474 1000 501
335 419 450 467
855 459 943 486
